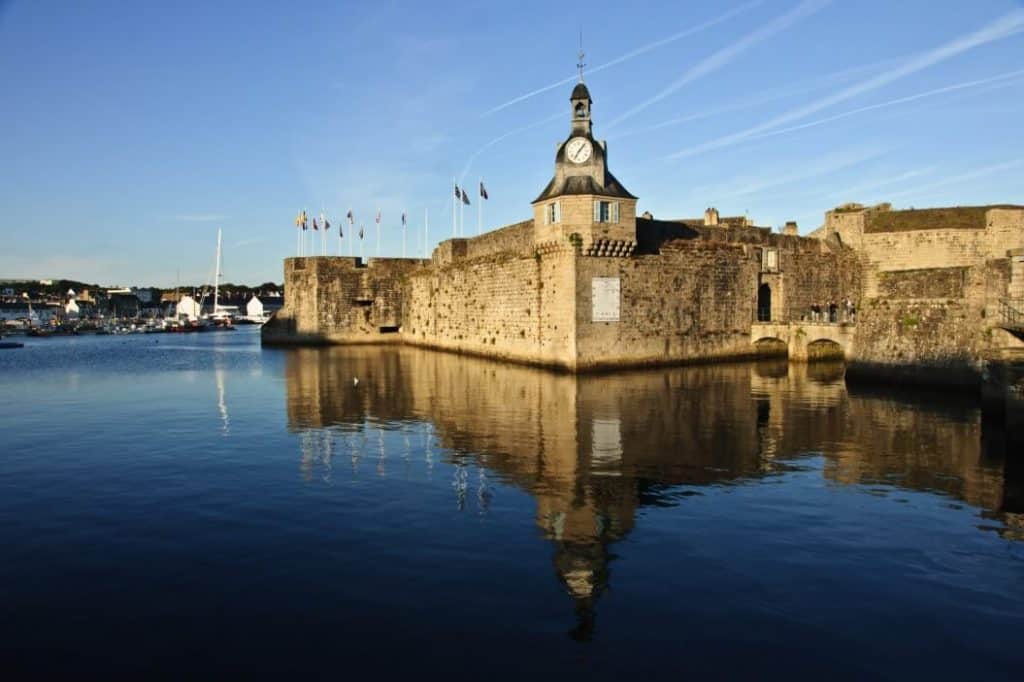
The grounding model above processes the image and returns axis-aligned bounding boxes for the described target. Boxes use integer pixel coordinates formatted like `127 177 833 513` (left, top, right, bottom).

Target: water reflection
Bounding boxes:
282 346 1023 637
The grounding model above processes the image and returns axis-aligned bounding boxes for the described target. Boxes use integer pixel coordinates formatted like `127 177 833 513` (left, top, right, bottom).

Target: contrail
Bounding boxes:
742 68 1024 143
882 159 1024 201
691 148 882 201
609 56 896 140
605 0 831 129
664 9 1024 160
458 111 564 184
827 167 936 200
481 1 762 117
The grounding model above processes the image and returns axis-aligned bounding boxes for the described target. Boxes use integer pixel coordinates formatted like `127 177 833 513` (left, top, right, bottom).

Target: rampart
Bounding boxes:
265 215 862 372
814 205 1024 388
264 200 1022 393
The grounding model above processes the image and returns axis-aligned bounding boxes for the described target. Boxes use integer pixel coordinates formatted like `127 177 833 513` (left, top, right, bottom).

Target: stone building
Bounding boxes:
263 79 1023 390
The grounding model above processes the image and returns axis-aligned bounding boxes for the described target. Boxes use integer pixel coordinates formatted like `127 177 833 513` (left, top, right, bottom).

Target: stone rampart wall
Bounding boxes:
878 267 968 299
464 220 535 260
403 251 577 368
262 257 424 345
574 242 758 369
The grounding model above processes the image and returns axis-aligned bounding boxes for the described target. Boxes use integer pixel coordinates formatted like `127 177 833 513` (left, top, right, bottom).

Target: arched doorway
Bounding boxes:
757 284 772 322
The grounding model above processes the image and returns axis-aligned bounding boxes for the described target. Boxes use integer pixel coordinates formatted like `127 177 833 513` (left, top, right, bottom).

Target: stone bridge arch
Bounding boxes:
753 336 787 357
750 322 855 362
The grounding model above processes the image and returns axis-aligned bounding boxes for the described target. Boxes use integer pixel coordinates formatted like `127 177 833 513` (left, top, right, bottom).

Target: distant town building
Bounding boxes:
177 295 201 321
247 295 283 322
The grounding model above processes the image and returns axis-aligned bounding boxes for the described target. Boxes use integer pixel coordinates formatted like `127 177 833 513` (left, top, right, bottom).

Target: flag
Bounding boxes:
401 212 406 227
324 218 330 231
312 218 319 231
375 209 381 225
480 182 488 200
346 209 354 225
359 226 364 240
454 184 461 200
301 210 308 230
339 223 344 238
294 211 302 228
461 189 470 206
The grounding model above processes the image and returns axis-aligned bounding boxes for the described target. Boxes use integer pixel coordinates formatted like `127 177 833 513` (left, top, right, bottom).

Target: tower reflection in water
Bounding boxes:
282 346 1023 639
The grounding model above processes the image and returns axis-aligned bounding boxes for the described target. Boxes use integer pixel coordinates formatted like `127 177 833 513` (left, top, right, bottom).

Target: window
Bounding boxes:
546 201 561 224
593 200 619 223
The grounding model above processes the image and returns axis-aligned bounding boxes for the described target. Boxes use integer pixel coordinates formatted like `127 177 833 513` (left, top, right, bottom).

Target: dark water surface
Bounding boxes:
1 329 1022 678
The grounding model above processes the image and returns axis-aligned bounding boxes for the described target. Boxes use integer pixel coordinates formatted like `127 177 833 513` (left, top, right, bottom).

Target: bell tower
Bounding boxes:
571 47 592 136
531 64 638 257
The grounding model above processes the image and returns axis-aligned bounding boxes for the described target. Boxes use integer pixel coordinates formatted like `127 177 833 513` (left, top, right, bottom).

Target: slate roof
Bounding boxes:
533 171 636 203
571 82 592 101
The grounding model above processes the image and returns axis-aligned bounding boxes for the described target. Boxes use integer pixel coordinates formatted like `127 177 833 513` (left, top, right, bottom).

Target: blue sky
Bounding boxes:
1 0 1022 286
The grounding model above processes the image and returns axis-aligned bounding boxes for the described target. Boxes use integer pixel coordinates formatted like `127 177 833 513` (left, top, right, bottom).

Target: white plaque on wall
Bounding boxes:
591 277 620 322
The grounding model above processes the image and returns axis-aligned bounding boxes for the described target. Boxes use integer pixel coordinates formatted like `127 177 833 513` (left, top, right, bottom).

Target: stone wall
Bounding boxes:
574 242 758 369
403 250 577 368
262 256 425 345
464 220 534 260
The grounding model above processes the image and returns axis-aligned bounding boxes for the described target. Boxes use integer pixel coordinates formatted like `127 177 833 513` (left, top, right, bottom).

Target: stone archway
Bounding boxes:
753 337 787 358
806 339 844 361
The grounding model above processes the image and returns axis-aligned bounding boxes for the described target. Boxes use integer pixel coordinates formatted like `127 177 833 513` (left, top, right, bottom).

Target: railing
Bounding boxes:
999 299 1024 331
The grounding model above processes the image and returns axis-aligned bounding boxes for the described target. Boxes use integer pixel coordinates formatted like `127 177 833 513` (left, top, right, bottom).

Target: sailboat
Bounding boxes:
199 228 234 331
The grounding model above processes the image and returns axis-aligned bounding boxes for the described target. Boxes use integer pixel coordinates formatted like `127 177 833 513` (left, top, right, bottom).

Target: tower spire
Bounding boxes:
577 31 586 83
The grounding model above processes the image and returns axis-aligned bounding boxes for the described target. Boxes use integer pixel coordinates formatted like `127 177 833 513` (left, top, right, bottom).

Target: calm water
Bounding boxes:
1 329 1022 678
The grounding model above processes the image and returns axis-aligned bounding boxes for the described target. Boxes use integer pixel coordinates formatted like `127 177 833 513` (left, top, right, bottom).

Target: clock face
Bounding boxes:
565 137 593 164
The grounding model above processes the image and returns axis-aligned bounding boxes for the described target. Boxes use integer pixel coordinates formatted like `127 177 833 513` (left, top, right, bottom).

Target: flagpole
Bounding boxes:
424 207 429 259
402 210 406 258
459 196 463 238
478 177 482 235
452 178 457 238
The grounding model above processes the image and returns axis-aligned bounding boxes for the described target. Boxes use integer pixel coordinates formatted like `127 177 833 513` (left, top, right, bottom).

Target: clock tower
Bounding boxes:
532 78 637 257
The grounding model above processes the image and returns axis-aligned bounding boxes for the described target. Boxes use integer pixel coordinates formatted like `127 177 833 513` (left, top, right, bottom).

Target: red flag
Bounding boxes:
480 182 488 200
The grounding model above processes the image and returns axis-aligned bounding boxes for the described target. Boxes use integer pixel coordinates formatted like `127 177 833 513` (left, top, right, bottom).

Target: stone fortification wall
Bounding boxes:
773 240 861 322
849 258 1022 387
464 220 534 259
574 241 758 369
848 297 985 388
262 256 425 345
403 250 577 369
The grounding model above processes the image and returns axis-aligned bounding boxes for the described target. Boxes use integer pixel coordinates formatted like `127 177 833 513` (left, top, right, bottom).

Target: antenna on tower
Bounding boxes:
577 30 586 83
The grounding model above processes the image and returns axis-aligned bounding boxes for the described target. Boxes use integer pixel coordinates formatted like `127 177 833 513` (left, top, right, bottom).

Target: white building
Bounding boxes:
246 295 283 322
177 295 201 321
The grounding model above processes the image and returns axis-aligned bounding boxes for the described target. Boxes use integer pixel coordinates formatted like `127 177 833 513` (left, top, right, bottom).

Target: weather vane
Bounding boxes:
577 31 586 83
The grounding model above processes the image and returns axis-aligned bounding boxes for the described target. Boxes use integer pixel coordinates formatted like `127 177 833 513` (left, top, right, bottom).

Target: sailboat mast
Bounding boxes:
213 228 222 318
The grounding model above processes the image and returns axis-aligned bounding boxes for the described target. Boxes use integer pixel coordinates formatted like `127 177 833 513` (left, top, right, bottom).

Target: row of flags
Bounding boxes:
292 181 490 237
454 181 488 205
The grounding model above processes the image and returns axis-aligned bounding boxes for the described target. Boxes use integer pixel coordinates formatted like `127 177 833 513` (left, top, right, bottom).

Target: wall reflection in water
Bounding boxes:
283 346 1023 638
